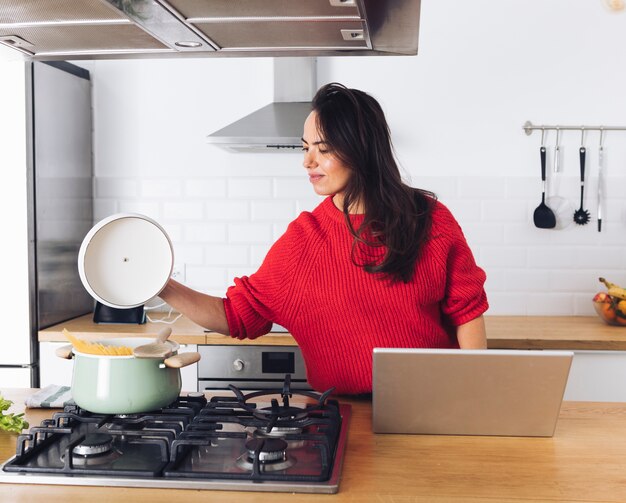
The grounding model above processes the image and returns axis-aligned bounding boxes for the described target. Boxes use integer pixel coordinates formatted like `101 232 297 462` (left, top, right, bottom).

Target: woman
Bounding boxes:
160 83 488 395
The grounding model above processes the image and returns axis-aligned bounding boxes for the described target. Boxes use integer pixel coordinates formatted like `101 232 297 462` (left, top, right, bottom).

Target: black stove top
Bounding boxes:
0 376 351 494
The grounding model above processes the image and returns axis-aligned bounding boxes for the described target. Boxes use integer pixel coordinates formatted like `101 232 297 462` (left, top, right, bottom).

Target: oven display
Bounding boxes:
262 351 295 374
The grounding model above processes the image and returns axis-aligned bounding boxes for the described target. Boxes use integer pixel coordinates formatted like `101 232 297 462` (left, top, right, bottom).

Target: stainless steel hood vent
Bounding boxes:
207 58 315 153
0 0 421 60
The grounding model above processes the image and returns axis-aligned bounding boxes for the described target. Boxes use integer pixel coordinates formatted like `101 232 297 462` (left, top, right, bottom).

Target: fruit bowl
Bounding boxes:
593 293 626 326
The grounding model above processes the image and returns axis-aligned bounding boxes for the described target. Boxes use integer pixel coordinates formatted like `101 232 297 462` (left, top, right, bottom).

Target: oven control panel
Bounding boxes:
198 345 311 390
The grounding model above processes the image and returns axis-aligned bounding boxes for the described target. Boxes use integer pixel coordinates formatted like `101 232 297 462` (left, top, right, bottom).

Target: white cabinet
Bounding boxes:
0 368 31 388
39 342 198 393
39 342 73 387
563 350 626 402
179 344 198 392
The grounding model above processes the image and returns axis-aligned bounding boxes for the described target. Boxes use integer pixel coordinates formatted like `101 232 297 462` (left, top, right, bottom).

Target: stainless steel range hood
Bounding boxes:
0 0 421 60
207 58 315 153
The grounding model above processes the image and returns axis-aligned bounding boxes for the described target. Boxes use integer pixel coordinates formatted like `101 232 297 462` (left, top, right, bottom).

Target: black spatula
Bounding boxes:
533 146 556 229
573 147 590 225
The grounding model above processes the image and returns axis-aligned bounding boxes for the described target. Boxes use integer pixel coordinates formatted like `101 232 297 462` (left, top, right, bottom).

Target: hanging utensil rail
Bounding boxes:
523 121 626 135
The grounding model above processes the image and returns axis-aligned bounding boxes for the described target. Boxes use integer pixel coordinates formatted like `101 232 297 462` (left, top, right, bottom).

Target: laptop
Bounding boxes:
372 348 573 437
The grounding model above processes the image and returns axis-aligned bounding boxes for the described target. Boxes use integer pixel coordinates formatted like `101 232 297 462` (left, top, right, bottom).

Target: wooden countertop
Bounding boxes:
2 388 626 502
39 314 626 350
38 313 297 346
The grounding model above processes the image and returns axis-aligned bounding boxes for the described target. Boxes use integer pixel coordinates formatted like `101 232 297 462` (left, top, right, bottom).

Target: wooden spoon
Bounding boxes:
133 327 173 359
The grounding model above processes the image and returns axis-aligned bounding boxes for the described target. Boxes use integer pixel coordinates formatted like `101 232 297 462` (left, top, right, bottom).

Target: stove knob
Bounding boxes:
233 359 245 372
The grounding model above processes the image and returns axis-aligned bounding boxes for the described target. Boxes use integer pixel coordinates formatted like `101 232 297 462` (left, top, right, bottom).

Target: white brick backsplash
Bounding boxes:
604 200 626 226
272 221 290 240
503 224 558 245
458 177 507 199
228 223 273 243
205 200 249 221
483 271 507 292
296 197 324 213
228 178 272 198
549 270 598 293
251 200 296 221
527 293 575 315
500 269 551 293
484 292 529 315
274 177 314 198
414 177 458 199
141 179 182 198
481 200 527 222
250 244 273 265
118 200 160 218
228 267 258 279
184 179 227 198
92 172 626 316
96 178 138 198
161 222 183 242
184 222 227 243
441 199 482 223
186 266 227 289
527 247 578 269
170 244 204 265
461 223 505 246
93 199 117 221
163 201 204 220
506 177 538 199
480 246 527 268
574 294 598 316
574 246 625 270
204 245 249 266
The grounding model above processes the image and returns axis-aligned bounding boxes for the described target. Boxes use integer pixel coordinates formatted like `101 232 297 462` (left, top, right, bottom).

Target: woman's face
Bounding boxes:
302 111 353 205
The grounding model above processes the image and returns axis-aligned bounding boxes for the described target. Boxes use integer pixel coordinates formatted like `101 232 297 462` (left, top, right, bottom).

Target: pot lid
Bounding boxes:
78 214 174 309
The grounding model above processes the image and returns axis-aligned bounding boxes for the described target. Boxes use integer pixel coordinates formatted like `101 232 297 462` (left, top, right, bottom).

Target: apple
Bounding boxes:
593 293 618 323
593 292 611 303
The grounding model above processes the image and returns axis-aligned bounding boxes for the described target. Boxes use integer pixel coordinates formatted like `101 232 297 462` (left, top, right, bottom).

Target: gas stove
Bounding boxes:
0 376 351 494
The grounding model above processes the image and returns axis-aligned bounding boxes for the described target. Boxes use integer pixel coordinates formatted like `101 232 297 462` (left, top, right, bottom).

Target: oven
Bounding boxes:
197 345 311 390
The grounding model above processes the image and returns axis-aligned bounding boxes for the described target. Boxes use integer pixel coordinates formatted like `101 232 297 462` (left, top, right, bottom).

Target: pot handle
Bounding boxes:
55 344 74 359
164 352 201 369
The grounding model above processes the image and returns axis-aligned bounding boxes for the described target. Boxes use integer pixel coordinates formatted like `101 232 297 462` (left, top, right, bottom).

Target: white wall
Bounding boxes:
89 0 626 316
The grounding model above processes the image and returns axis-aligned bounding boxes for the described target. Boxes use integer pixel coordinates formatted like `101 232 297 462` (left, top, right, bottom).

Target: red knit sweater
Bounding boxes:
223 196 488 395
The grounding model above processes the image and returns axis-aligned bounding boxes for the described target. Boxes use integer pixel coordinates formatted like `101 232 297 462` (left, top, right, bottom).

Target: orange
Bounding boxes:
595 301 617 322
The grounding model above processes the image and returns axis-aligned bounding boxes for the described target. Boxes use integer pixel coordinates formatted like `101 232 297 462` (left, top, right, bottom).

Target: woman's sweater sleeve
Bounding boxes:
222 219 306 340
437 206 489 326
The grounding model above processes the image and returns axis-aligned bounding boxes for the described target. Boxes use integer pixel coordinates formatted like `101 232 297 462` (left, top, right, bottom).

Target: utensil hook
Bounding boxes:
555 127 561 147
580 127 586 146
540 128 546 147
599 127 605 148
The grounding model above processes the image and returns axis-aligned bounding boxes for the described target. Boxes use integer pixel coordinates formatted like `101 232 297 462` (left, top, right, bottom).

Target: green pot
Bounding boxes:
61 337 199 414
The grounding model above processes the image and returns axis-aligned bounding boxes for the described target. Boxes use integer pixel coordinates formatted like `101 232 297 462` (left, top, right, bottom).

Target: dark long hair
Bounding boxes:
311 82 436 283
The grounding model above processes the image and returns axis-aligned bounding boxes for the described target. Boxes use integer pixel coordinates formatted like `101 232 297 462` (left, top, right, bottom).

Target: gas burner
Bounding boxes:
114 414 139 420
246 438 287 462
228 375 335 429
253 403 309 421
105 420 144 431
73 433 114 456
253 425 303 437
59 433 123 467
235 438 295 472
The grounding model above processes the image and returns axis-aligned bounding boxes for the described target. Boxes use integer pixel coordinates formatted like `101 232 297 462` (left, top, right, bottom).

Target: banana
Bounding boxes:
600 277 622 290
608 286 626 301
598 278 626 300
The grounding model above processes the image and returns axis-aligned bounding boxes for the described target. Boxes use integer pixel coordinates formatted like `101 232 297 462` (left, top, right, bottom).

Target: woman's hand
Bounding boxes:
159 278 230 334
456 315 487 349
